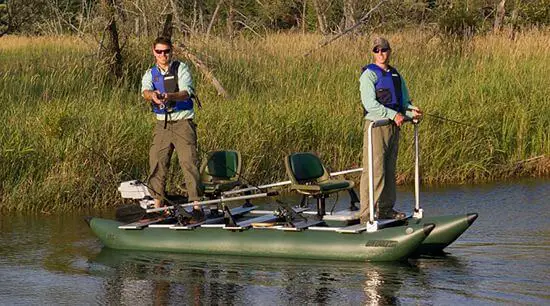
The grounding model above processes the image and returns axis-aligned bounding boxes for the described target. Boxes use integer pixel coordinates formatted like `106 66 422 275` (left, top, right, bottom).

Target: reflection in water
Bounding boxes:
407 254 471 303
91 248 427 305
364 269 386 305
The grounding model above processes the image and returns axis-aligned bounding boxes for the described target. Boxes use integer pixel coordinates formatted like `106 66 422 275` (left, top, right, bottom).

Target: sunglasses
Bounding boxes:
154 49 171 55
373 47 390 53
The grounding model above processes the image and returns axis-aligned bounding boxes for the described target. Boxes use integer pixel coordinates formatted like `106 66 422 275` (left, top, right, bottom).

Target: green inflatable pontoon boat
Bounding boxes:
86 203 476 261
86 212 435 262
87 120 478 262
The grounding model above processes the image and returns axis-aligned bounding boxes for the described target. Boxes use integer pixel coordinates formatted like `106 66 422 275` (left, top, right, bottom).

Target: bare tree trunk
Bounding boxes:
100 0 123 79
191 0 197 33
199 2 205 33
78 0 86 32
132 0 149 37
134 18 139 36
509 5 519 40
227 0 234 39
207 0 224 37
312 0 327 34
343 0 357 29
169 0 183 32
161 13 173 38
302 0 307 34
493 0 506 33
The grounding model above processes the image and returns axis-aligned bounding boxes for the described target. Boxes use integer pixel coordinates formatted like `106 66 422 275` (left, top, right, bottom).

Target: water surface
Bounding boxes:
1 179 549 304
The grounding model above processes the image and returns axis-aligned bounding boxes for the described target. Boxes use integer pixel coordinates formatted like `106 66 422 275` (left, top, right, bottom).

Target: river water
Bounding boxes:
1 179 549 305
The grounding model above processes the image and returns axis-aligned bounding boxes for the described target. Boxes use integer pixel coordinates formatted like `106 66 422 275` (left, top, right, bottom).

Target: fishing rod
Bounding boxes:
422 112 491 132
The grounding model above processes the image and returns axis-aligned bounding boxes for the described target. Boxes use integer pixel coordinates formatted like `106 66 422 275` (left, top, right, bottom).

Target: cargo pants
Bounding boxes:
147 119 202 202
359 120 400 223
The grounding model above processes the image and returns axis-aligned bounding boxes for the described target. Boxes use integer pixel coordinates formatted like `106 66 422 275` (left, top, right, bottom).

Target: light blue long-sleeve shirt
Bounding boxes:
359 67 416 121
141 60 195 121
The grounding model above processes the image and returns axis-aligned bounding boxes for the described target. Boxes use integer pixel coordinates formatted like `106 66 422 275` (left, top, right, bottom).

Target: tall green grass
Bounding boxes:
1 31 549 212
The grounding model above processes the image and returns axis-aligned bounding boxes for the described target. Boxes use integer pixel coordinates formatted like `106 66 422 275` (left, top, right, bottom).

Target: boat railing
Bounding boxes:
366 118 423 232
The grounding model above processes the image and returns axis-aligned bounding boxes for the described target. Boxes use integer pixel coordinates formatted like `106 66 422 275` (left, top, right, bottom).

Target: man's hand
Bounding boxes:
411 108 423 120
151 90 167 105
394 113 406 127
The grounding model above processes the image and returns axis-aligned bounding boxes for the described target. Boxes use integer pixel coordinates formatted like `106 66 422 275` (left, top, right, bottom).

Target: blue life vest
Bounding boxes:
151 61 193 114
361 64 403 114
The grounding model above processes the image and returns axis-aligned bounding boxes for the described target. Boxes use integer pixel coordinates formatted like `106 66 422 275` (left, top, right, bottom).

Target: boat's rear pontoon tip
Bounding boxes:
84 216 93 226
467 213 478 225
423 223 435 235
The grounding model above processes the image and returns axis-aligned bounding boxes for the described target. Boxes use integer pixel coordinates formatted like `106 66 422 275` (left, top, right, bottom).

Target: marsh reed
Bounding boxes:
1 30 548 211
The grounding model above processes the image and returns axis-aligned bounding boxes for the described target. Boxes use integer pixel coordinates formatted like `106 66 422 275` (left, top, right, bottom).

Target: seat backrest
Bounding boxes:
285 152 329 184
201 150 241 181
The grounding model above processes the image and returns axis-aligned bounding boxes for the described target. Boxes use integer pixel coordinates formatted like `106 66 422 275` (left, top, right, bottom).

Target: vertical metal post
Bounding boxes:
368 122 375 223
367 121 378 232
413 123 423 218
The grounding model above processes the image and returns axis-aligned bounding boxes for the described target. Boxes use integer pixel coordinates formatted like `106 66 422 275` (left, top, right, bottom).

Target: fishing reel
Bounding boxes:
159 102 176 113
154 93 176 113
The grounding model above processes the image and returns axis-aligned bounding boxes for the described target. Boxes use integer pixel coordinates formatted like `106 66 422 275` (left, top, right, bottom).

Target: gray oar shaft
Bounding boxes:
222 168 364 196
329 168 362 176
146 192 277 213
223 181 291 195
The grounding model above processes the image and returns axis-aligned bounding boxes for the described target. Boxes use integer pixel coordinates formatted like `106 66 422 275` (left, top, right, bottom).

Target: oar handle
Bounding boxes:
145 191 279 213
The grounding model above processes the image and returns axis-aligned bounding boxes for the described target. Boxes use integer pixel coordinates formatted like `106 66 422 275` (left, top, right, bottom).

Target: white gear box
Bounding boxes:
118 180 151 199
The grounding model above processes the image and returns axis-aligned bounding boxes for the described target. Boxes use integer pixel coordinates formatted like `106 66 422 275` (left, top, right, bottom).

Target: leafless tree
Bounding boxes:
99 0 123 79
312 0 328 34
493 0 506 33
343 0 358 29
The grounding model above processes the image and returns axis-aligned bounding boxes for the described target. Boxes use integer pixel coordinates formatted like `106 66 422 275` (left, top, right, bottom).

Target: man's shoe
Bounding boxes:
359 214 370 224
190 208 206 224
208 207 223 218
379 210 407 220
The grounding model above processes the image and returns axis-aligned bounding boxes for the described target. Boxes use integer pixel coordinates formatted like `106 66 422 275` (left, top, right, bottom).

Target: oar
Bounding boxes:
222 168 364 196
115 191 279 223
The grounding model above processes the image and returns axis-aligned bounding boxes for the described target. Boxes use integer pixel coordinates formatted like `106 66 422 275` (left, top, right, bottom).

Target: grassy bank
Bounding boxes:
1 31 549 212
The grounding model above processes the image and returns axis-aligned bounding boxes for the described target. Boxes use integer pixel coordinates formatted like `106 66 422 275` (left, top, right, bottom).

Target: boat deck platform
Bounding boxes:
118 205 411 234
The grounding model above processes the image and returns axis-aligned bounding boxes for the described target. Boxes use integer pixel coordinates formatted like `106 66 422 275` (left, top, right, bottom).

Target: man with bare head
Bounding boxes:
141 36 203 220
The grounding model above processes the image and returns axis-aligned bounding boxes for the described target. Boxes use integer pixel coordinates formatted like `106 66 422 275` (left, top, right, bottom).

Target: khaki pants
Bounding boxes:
147 119 202 201
359 120 400 223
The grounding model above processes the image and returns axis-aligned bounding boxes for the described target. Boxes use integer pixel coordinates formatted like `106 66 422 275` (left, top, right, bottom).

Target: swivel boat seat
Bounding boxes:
200 150 242 199
285 152 355 219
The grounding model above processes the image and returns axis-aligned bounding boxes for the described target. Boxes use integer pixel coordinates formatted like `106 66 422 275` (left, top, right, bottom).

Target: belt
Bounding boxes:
159 117 192 129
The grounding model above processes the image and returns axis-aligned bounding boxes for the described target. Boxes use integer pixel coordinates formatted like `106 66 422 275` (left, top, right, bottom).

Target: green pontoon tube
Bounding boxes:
221 119 478 254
